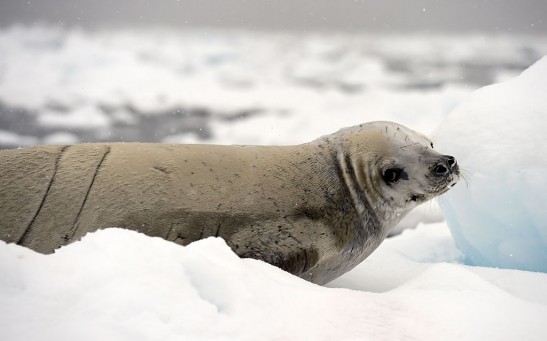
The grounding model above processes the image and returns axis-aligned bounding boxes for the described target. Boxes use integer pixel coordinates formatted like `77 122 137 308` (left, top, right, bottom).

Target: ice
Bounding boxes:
0 130 39 147
2 25 547 339
42 132 79 145
2 26 547 148
434 56 547 272
38 106 112 129
1 226 547 341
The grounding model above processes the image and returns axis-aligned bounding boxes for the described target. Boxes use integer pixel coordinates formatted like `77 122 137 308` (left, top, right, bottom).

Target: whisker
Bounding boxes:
459 167 472 188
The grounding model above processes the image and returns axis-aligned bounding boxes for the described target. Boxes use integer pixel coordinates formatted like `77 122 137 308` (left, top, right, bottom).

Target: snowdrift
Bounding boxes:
1 225 546 341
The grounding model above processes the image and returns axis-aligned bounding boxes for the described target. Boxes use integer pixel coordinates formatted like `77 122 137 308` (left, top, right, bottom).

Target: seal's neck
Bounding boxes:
334 148 385 239
332 144 410 242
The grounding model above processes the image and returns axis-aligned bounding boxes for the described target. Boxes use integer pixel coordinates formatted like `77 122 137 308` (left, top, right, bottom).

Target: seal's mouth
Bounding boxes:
410 187 450 203
410 193 427 202
411 171 460 203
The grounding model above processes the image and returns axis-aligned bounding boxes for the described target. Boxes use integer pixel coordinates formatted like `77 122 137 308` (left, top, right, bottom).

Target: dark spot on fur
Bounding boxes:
153 166 169 174
293 206 324 221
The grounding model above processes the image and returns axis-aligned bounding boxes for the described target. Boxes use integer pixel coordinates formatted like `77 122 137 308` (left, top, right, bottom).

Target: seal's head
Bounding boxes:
329 121 460 228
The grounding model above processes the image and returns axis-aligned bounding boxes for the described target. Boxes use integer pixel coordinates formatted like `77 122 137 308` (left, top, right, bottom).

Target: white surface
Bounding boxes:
1 224 546 341
2 26 547 146
1 26 547 340
435 56 547 272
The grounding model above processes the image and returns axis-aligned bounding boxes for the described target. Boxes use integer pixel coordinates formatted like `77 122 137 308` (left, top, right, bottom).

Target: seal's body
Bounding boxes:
0 122 459 284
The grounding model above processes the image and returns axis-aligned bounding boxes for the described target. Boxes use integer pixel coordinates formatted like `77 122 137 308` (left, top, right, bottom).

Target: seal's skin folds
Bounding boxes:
0 122 459 284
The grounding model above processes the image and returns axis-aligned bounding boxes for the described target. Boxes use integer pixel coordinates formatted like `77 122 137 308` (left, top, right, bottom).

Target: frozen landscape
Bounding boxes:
1 26 547 148
2 225 547 341
435 57 547 272
1 25 547 340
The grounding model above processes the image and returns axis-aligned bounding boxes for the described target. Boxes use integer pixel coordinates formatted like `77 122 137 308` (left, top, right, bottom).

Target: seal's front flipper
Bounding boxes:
241 247 319 280
281 247 320 278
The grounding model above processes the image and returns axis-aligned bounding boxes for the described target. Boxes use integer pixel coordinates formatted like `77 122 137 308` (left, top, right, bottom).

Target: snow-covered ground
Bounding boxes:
2 224 547 341
1 25 547 340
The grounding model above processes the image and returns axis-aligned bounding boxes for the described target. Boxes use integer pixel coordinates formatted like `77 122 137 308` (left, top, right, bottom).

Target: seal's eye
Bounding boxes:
383 168 403 184
430 142 434 148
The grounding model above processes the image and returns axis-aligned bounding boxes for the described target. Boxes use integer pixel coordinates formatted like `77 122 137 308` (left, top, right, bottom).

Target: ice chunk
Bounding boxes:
434 56 547 272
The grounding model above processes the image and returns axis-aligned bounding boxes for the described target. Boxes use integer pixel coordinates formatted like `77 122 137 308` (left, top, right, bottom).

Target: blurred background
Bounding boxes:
0 0 546 149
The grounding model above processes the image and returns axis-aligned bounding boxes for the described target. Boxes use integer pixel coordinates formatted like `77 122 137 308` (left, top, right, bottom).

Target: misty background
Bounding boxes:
1 0 546 34
0 0 546 150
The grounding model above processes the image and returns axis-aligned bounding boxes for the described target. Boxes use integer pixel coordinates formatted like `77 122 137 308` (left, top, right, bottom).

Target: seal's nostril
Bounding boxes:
446 155 456 168
433 164 448 175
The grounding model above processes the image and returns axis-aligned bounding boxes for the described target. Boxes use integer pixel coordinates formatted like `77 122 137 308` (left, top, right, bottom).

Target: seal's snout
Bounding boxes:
432 155 459 176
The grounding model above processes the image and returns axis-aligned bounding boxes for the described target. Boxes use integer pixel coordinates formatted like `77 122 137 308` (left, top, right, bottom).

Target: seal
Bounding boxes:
0 121 459 284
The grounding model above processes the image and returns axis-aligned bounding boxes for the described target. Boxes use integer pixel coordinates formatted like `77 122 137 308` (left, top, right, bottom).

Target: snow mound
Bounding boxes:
434 56 547 272
2 226 547 341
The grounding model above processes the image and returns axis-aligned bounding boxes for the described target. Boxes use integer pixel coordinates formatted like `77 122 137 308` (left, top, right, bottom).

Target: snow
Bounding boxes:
0 130 39 148
2 26 547 148
37 106 112 129
1 25 547 340
2 225 547 341
42 132 80 145
434 56 547 272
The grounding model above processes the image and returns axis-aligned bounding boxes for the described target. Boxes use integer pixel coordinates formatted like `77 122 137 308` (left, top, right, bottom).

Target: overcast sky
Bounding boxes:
1 0 546 34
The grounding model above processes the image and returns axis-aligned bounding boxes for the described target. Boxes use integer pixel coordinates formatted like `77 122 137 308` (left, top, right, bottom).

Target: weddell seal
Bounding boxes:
0 121 459 284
